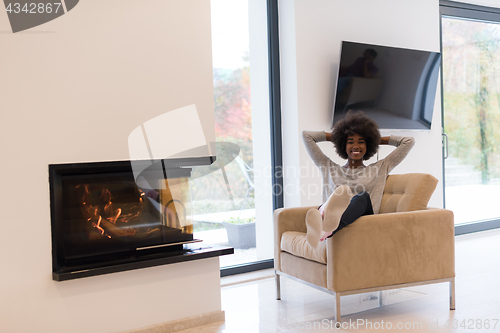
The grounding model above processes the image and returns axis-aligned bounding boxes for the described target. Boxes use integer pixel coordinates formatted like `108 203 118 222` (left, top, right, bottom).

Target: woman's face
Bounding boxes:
345 133 366 161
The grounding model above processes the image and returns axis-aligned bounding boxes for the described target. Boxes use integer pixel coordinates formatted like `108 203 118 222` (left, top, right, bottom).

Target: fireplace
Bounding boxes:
49 158 232 281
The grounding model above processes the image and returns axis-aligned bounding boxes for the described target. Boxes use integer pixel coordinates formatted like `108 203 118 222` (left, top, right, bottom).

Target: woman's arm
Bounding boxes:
302 131 334 167
380 136 390 145
381 136 415 172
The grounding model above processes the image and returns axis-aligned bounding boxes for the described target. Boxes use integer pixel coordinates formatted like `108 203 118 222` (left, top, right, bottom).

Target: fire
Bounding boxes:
76 184 154 239
91 216 111 239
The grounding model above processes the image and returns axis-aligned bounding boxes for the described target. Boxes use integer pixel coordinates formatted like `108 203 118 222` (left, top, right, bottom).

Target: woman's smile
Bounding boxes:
346 133 367 161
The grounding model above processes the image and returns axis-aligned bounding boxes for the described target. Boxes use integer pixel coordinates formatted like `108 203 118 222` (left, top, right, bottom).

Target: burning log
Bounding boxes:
76 184 148 239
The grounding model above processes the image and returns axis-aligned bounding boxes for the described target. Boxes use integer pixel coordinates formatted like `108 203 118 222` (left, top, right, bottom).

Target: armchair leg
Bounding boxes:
335 293 341 325
276 273 281 300
450 278 455 310
378 290 384 307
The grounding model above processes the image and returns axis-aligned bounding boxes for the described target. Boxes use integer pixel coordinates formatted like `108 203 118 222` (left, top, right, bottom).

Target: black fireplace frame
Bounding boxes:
49 158 233 281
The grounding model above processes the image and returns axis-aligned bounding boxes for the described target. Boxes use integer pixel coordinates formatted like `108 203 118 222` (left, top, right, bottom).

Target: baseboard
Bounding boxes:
123 310 225 333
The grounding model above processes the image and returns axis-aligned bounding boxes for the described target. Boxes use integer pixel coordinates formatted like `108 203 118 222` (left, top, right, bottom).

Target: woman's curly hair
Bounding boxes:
331 111 381 160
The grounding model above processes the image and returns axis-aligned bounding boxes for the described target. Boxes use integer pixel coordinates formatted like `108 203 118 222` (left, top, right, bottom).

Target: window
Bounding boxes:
440 0 500 234
190 0 281 272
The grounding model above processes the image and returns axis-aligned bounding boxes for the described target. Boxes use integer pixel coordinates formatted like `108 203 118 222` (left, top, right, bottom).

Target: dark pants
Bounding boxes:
328 191 374 237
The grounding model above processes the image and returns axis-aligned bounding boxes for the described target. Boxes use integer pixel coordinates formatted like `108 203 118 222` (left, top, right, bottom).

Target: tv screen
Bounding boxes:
332 41 441 130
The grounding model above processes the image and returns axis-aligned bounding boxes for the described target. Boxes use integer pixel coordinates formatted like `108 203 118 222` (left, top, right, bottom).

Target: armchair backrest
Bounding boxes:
380 173 438 214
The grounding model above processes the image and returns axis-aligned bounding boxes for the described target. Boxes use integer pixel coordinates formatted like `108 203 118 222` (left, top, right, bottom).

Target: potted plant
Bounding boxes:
222 217 256 249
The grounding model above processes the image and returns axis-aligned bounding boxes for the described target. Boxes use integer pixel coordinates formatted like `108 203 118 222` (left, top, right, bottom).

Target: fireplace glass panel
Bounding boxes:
62 176 192 261
50 160 203 272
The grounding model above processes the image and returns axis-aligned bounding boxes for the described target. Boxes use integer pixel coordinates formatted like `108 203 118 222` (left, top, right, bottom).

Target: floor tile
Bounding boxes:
176 229 500 333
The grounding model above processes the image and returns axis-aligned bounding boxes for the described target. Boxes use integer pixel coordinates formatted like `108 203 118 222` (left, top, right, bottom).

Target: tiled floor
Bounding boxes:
179 228 500 332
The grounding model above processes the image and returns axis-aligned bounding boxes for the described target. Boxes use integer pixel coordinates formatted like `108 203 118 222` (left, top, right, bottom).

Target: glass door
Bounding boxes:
441 16 500 225
190 0 274 269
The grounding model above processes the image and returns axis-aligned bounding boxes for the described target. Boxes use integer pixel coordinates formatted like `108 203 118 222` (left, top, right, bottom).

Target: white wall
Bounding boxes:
280 0 444 208
0 1 221 332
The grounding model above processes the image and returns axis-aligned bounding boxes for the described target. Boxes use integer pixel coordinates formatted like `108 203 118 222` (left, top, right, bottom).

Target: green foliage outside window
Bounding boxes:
190 56 255 211
443 19 500 184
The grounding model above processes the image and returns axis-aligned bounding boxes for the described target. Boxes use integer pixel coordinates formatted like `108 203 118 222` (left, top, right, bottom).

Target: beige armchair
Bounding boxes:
274 173 455 322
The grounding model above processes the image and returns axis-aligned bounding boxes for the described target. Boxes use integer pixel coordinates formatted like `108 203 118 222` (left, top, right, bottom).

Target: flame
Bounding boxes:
90 216 111 238
76 184 146 239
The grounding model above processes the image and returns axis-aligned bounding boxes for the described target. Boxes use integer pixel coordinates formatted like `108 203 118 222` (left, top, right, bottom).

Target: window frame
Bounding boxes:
440 0 500 236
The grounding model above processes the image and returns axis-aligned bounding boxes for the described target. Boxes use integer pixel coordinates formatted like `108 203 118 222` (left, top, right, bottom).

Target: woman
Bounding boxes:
302 111 414 248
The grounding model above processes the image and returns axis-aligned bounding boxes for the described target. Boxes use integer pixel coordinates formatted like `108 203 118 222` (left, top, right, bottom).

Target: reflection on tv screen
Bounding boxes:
332 41 441 130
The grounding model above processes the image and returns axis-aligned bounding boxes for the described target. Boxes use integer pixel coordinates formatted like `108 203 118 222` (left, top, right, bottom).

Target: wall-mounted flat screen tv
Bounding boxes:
332 41 441 130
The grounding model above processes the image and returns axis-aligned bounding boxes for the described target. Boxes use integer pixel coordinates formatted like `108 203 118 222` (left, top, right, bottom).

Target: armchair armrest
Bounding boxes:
326 208 455 292
274 206 316 271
